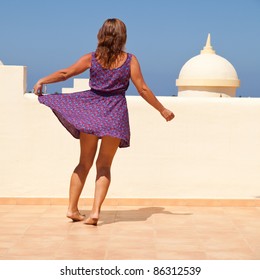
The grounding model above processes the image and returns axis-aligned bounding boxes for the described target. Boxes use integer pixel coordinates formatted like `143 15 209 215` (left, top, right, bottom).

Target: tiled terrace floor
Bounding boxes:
0 204 259 260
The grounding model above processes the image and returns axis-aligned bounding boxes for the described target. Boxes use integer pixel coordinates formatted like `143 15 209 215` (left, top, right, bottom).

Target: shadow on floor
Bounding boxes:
80 207 193 225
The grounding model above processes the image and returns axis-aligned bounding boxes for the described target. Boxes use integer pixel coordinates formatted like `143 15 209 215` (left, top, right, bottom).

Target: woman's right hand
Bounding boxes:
161 108 175 122
33 82 43 96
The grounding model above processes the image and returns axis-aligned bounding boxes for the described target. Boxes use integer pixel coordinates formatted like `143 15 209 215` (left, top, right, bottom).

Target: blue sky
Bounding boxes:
1 0 260 97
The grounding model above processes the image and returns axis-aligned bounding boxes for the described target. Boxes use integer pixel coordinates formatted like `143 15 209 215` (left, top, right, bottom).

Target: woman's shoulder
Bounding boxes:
128 53 139 66
82 52 95 67
125 52 134 58
77 53 93 63
81 52 95 60
127 53 137 61
125 52 137 65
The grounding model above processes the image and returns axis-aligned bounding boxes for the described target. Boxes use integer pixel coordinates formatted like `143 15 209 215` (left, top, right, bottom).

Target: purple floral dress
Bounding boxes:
38 52 132 148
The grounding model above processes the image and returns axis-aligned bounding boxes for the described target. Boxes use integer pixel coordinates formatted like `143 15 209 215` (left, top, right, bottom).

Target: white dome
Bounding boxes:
176 34 240 97
178 53 239 83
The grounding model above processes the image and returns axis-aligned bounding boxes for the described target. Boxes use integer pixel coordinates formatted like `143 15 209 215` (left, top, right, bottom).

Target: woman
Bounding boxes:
34 18 174 225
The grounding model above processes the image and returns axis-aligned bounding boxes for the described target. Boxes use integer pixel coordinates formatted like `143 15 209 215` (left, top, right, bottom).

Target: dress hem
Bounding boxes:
52 109 129 148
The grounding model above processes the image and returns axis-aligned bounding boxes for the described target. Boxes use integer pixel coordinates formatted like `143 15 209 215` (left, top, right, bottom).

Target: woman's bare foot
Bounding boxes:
66 211 85 222
84 216 98 226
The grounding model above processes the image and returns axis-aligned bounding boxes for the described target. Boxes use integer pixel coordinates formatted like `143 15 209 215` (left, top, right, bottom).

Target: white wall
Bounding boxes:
0 81 260 199
0 66 27 96
62 78 90 93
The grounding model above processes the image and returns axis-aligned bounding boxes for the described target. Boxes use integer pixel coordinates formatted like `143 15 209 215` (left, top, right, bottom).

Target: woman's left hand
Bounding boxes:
33 82 43 96
161 108 175 122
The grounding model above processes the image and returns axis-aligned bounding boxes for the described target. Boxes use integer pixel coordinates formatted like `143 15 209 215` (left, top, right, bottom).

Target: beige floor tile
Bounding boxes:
251 246 260 259
54 239 107 260
0 248 9 257
108 235 155 249
0 222 30 235
0 205 16 212
152 212 194 224
224 207 260 215
193 212 233 221
232 216 260 231
156 251 207 260
201 236 251 251
40 206 68 217
0 216 39 224
242 234 260 248
112 221 154 231
0 235 22 249
235 224 260 234
186 206 225 214
155 228 199 239
155 238 202 252
8 205 50 213
25 223 73 235
64 234 110 243
4 238 63 259
0 204 259 260
68 222 114 236
106 248 156 260
33 217 69 225
2 255 56 260
197 230 241 241
205 249 257 260
1 212 43 219
55 252 106 260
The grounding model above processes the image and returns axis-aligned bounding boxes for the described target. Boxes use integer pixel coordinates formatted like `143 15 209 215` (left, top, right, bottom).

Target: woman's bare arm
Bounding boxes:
130 55 174 121
33 53 92 95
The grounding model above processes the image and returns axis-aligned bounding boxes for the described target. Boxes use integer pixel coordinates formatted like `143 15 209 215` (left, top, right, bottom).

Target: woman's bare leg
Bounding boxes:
85 136 120 225
67 133 98 221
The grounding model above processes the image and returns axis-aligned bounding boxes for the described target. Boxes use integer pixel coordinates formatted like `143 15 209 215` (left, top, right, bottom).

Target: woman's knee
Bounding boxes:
79 133 98 171
95 137 119 176
79 151 96 172
76 160 93 174
96 160 111 176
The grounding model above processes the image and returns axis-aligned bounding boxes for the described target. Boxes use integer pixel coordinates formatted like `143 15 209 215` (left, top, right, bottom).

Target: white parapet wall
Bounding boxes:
0 83 260 199
62 78 90 93
0 65 27 96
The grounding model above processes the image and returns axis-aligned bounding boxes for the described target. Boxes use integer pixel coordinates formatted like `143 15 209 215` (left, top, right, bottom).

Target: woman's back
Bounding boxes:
89 52 132 94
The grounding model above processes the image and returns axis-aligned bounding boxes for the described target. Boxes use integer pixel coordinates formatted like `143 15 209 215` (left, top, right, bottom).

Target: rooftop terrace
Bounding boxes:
0 203 259 260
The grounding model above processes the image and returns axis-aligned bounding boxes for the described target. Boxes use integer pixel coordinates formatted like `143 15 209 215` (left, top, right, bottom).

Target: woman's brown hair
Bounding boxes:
96 18 127 69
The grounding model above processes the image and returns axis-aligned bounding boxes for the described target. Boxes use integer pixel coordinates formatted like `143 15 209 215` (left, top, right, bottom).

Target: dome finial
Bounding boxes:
201 33 216 54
